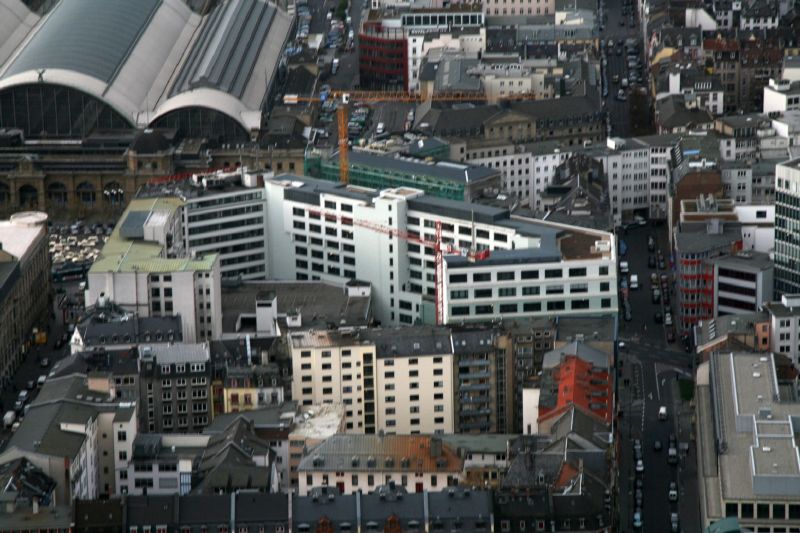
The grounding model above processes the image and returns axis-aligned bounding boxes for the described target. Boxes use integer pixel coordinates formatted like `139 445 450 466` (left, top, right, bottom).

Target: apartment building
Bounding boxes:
297 434 463 496
87 197 222 342
697 352 800 529
264 174 617 326
459 140 571 210
764 294 800 368
774 159 800 296
137 343 213 433
585 135 678 224
763 79 800 116
665 66 725 115
0 211 50 388
0 374 137 502
706 251 773 317
289 327 455 435
674 220 744 333
407 28 485 93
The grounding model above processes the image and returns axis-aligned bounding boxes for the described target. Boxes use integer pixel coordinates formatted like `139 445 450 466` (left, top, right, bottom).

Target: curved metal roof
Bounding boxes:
4 0 160 84
0 0 38 68
0 0 292 135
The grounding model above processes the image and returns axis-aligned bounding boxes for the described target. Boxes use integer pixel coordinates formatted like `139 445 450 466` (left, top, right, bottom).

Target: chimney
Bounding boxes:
430 437 442 458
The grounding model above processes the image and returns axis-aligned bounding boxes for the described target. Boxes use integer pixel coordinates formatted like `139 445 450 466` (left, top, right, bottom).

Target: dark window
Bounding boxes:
545 269 562 278
521 270 539 279
449 274 467 283
499 303 518 313
568 267 587 277
475 305 494 314
497 271 515 281
523 302 541 312
725 503 738 518
757 504 769 519
473 272 491 282
547 301 565 311
741 503 753 519
474 289 493 298
571 299 590 309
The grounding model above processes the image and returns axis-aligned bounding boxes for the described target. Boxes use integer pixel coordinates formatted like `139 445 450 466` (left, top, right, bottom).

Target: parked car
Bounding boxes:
635 459 644 473
670 513 679 532
653 440 662 451
633 511 643 529
654 312 663 324
40 357 50 368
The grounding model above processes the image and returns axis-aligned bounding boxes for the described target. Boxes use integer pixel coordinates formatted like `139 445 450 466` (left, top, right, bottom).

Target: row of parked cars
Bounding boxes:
631 433 681 531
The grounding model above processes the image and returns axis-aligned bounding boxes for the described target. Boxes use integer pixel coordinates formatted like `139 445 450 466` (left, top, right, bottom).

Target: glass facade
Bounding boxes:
149 107 248 145
0 83 132 138
774 189 800 296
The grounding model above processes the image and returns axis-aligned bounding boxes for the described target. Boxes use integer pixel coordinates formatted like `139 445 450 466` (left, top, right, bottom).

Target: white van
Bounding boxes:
376 122 385 135
658 406 667 420
630 274 639 289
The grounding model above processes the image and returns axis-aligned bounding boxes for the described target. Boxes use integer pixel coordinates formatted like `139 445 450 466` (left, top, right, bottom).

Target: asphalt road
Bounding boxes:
0 280 79 451
616 224 701 533
598 0 646 137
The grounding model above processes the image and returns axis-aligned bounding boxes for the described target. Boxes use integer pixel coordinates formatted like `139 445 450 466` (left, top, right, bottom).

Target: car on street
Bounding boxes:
630 274 639 289
635 459 644 473
26 380 35 390
616 89 627 101
635 488 643 507
670 512 680 532
659 405 668 420
648 255 656 268
40 357 50 368
659 258 666 269
633 511 643 529
669 481 678 501
653 440 662 451
654 312 663 324
667 328 676 343
650 272 658 285
612 74 620 84
652 288 661 304
664 312 673 326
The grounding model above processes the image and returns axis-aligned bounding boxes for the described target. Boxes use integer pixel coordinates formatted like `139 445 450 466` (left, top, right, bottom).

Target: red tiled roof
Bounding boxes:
553 461 579 489
538 356 612 423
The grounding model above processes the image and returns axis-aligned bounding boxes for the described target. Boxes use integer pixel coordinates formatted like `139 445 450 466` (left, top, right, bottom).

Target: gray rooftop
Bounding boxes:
346 149 499 184
170 0 280 100
542 340 610 369
362 326 453 358
3 0 159 83
221 280 372 332
706 250 773 272
700 352 800 504
675 221 742 254
204 402 298 433
141 342 210 364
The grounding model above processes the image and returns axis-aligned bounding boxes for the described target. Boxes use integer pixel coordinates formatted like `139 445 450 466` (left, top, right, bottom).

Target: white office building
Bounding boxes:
87 197 222 343
264 174 617 326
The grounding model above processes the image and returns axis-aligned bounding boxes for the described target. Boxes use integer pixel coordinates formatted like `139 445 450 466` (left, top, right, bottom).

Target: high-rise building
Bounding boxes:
775 158 800 296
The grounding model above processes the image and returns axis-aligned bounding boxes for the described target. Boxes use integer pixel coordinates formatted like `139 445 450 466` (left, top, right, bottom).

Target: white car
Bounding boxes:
635 459 644 473
633 511 643 529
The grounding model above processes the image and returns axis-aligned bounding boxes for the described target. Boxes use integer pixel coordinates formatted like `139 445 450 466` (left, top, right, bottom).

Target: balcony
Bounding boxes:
460 407 492 416
460 394 491 403
460 383 490 392
459 371 491 381
458 359 490 368
460 420 491 431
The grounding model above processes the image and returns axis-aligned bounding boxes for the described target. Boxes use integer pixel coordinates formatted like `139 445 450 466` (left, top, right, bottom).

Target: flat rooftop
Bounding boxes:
704 352 800 501
0 212 46 260
91 197 217 274
706 250 773 272
221 280 371 332
340 149 500 184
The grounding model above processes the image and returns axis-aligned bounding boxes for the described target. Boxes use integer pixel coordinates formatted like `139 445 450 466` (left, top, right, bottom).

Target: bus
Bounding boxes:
52 262 90 283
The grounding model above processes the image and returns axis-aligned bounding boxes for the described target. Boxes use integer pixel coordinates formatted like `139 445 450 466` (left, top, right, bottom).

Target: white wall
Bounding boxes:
522 387 540 435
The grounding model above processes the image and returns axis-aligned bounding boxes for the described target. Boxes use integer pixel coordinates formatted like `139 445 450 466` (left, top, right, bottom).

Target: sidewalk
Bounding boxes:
671 379 701 533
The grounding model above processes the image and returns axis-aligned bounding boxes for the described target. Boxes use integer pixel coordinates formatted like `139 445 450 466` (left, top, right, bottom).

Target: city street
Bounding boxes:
598 0 647 137
616 224 700 533
0 280 78 452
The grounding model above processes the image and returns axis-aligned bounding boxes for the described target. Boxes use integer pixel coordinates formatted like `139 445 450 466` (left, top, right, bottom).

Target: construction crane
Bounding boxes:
307 206 489 325
284 89 536 185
